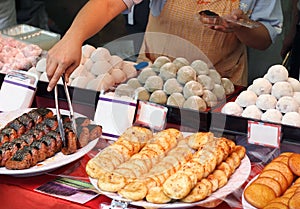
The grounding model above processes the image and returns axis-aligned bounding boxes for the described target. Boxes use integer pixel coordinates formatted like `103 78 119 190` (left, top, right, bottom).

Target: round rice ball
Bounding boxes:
264 64 289 83
242 105 263 120
183 96 207 111
149 90 167 104
256 94 277 110
221 102 243 116
167 93 185 107
183 80 204 99
276 96 299 113
261 109 282 124
163 78 183 95
177 66 197 85
282 112 300 127
251 78 272 95
144 75 164 92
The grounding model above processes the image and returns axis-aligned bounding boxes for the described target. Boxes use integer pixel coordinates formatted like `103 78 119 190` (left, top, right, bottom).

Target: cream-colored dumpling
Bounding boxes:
251 78 272 95
149 90 167 104
276 96 299 113
127 78 142 89
183 96 207 111
137 67 157 84
159 62 178 81
90 47 111 62
163 78 183 95
91 60 112 75
221 102 243 116
197 74 214 91
282 112 300 127
208 69 222 85
264 64 289 83
261 109 282 123
212 84 226 101
241 105 262 120
144 75 164 92
85 71 96 80
167 93 185 107
135 87 150 101
221 78 235 95
81 44 96 58
256 94 277 110
271 81 294 99
172 57 189 69
84 58 93 71
114 84 135 97
36 57 46 72
287 77 300 92
183 80 203 99
70 76 90 89
70 64 88 79
110 68 127 84
190 60 209 75
109 55 123 69
151 56 171 73
122 61 137 79
97 73 115 88
86 78 110 91
177 66 197 85
293 92 300 105
202 90 218 107
235 90 257 107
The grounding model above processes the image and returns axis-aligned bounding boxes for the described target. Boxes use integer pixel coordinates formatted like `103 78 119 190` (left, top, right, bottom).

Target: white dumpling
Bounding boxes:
28 67 41 79
251 78 272 96
212 84 226 101
109 55 123 69
208 69 222 85
235 90 257 107
221 102 243 116
70 76 90 89
90 47 111 62
264 64 289 83
167 93 185 107
149 90 167 104
197 74 214 91
137 67 157 84
183 80 204 99
183 96 207 111
151 56 171 73
221 78 235 95
190 60 209 75
163 78 183 95
110 68 127 84
177 66 196 85
276 96 299 113
144 75 164 92
70 64 88 79
287 77 300 92
293 92 300 106
261 109 282 123
256 94 277 110
97 73 115 87
81 44 96 58
84 58 93 71
36 57 46 72
282 112 300 127
159 62 178 81
135 87 150 101
122 61 137 79
114 84 135 97
202 90 218 107
271 81 294 99
91 60 112 75
127 78 142 89
86 77 110 92
242 105 262 120
85 71 96 80
172 57 189 69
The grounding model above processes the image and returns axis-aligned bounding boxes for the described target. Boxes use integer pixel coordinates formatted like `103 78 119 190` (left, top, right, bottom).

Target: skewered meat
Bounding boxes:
77 126 90 148
62 131 78 155
5 146 33 170
87 124 102 141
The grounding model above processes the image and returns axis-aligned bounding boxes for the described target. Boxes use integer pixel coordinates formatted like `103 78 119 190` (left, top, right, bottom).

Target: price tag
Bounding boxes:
247 121 281 148
94 93 137 140
134 100 168 131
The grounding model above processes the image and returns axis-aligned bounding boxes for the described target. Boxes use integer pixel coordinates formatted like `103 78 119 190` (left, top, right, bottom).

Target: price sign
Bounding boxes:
134 100 168 131
247 120 281 148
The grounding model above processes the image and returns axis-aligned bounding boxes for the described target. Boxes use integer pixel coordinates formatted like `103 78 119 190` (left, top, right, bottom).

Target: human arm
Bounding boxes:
46 0 128 91
281 0 299 59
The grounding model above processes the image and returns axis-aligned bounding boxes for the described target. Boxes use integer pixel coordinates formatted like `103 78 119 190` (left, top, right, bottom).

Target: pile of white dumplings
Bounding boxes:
222 64 300 127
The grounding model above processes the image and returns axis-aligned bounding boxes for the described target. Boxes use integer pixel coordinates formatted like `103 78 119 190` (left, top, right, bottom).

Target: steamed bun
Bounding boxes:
149 90 167 104
197 74 214 91
264 64 289 83
251 78 272 95
241 105 262 120
287 77 300 92
282 112 300 127
183 80 204 99
177 66 197 85
144 75 164 92
135 87 150 101
90 47 111 62
202 90 218 107
261 109 282 123
221 102 243 116
167 93 185 108
183 96 207 111
152 56 171 73
159 62 178 81
190 60 209 75
276 96 299 113
256 94 277 110
271 81 294 99
172 57 189 69
163 78 183 95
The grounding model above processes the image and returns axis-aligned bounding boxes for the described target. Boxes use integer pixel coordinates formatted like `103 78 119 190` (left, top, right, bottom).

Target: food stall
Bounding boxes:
0 25 300 209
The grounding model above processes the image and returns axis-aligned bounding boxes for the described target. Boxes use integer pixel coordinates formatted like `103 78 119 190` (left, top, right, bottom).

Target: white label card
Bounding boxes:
247 121 281 148
94 93 137 140
135 101 168 131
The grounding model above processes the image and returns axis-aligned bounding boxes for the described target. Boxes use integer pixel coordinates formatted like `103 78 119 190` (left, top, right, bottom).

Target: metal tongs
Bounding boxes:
54 75 77 147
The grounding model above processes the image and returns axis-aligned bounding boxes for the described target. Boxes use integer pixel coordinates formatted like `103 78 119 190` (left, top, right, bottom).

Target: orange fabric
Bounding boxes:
139 0 248 86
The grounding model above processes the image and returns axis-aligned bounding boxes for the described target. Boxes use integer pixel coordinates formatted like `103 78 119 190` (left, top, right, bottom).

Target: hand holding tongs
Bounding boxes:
54 75 77 147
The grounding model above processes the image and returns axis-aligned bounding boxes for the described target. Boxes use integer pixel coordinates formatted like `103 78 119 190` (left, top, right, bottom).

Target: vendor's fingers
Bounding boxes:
47 63 68 91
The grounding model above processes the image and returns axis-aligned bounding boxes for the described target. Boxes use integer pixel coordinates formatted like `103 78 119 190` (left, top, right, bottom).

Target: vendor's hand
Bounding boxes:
46 37 82 91
208 9 249 33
